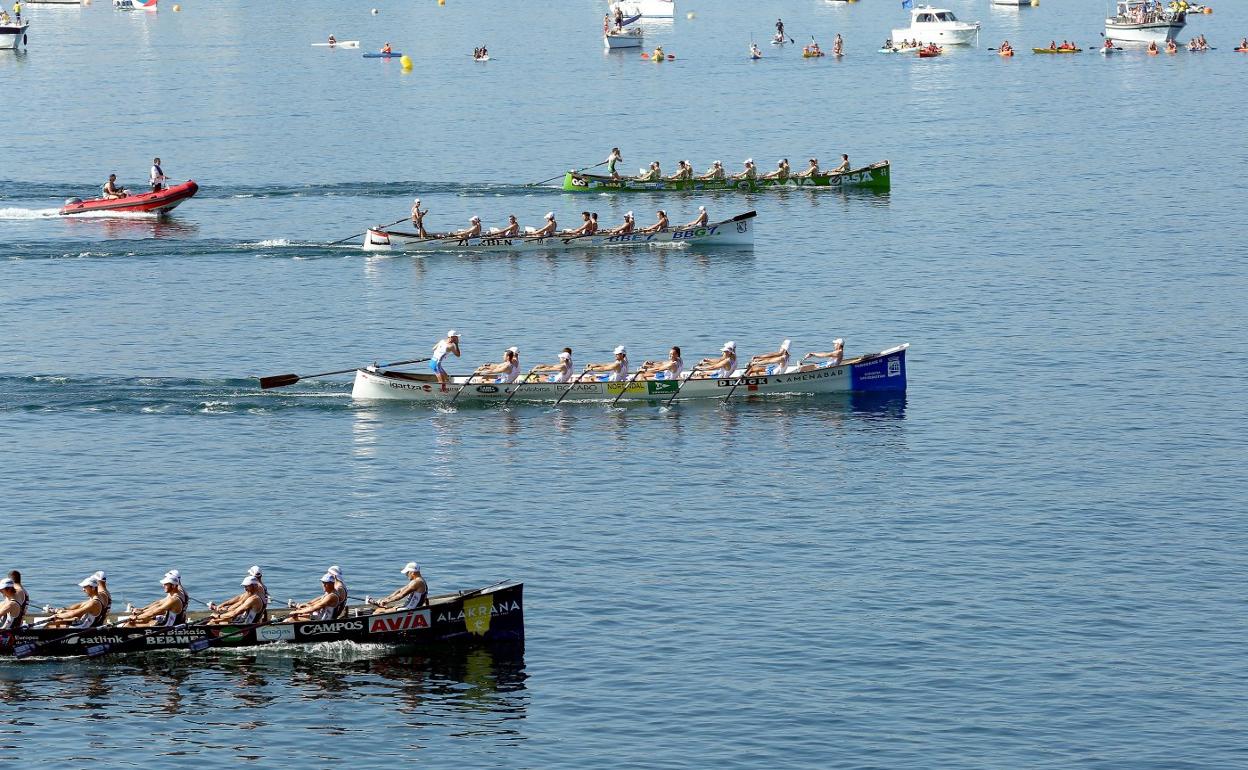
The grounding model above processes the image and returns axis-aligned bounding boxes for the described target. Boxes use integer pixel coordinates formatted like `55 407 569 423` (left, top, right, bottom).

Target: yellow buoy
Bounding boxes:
399 54 412 68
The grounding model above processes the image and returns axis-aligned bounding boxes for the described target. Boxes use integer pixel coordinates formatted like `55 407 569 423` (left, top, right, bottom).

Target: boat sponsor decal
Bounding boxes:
386 381 431 391
605 381 649 395
647 380 679 394
671 225 720 240
888 357 902 377
736 221 749 233
144 629 211 645
474 237 515 247
569 175 589 188
475 385 499 394
436 598 521 635
716 376 768 388
298 620 365 637
368 609 431 634
602 232 659 244
257 625 296 642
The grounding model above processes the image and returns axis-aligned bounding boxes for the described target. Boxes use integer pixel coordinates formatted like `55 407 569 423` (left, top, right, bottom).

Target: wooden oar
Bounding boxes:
449 366 488 405
503 367 541 406
329 216 409 247
259 357 430 390
662 364 706 408
609 369 646 407
554 366 593 407
527 160 607 188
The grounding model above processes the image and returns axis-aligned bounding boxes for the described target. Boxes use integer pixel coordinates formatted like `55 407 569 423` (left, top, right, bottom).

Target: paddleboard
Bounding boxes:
363 52 403 58
313 41 360 48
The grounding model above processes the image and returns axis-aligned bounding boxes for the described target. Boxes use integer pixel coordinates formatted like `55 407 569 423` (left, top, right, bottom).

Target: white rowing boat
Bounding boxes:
362 211 755 253
312 40 360 48
351 344 909 403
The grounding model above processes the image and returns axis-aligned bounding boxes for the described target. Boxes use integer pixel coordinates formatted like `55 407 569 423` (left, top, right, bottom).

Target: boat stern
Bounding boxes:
362 229 394 251
850 343 909 392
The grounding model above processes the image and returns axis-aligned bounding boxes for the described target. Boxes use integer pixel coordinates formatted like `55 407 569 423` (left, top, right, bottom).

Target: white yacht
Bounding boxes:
891 6 980 46
1104 0 1186 44
0 18 28 50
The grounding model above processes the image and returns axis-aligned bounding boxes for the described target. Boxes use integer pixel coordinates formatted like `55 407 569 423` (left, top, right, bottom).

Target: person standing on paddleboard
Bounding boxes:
431 331 461 391
150 158 167 192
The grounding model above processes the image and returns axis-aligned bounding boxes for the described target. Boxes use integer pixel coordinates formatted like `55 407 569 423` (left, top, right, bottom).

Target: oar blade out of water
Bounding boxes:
259 358 431 390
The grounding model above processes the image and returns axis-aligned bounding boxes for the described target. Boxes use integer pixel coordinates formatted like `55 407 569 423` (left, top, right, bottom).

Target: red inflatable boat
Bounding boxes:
59 180 199 217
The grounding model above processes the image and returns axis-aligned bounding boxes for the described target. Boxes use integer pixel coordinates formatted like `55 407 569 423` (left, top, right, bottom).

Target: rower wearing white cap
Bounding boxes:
733 159 757 182
761 158 791 182
90 570 112 620
7 570 29 628
585 346 630 382
640 210 669 234
43 577 106 629
212 566 269 621
122 575 186 628
681 206 709 229
285 573 344 622
694 341 738 379
369 562 429 613
638 346 683 380
636 161 661 182
208 576 266 625
794 158 820 178
606 211 635 236
746 339 792 375
164 569 190 621
801 339 845 369
327 565 348 607
431 331 461 391
455 216 483 239
532 347 574 383
531 212 558 238
698 161 725 181
410 198 428 237
475 347 521 384
0 578 23 630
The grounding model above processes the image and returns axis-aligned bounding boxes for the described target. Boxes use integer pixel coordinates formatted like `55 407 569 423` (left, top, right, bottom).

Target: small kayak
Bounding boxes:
363 52 403 58
802 51 825 58
312 41 359 48
999 49 1014 57
917 47 942 58
59 180 199 217
474 55 490 61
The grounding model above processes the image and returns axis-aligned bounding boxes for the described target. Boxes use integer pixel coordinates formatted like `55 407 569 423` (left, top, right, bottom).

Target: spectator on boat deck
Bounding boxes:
0 10 9 24
13 2 20 23
615 7 624 29
801 339 845 369
150 157 166 192
102 174 127 199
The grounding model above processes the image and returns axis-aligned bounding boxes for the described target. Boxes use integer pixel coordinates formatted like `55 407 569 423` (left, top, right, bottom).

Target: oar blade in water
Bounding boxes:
259 374 299 390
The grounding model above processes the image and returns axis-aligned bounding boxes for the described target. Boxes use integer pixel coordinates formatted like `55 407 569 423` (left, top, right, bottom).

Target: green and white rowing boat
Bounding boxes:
561 161 890 193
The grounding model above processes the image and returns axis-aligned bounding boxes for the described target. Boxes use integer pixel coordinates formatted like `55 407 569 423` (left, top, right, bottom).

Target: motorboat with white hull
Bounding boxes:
1104 0 1186 44
0 19 28 50
605 27 643 49
891 6 980 46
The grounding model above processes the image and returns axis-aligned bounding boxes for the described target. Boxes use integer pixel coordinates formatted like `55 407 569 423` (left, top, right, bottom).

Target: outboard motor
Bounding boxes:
64 198 82 207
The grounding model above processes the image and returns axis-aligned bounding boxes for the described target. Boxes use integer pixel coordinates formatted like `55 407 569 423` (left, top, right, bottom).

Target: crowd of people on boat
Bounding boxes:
0 563 430 632
406 199 714 243
414 331 848 392
597 148 851 184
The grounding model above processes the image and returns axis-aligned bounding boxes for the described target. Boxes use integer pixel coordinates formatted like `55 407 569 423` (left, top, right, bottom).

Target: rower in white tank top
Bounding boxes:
586 345 629 382
285 573 342 623
370 562 430 613
639 346 683 380
533 349 574 383
475 347 520 384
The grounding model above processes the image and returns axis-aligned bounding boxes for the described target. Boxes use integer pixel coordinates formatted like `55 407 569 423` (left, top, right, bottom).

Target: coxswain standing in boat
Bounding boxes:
43 577 105 629
122 575 185 628
693 341 737 379
285 573 344 622
411 198 429 237
532 348 574 382
475 347 521 384
762 159 791 182
681 206 709 229
801 339 845 369
638 346 683 380
369 562 429 613
698 161 725 181
532 212 558 237
207 576 265 625
149 157 167 192
102 174 128 200
745 339 792 375
640 210 669 234
431 330 461 391
585 346 629 382
605 211 635 235
605 147 623 180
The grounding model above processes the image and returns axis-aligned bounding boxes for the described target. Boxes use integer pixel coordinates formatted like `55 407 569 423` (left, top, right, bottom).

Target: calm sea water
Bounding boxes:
2 0 1246 767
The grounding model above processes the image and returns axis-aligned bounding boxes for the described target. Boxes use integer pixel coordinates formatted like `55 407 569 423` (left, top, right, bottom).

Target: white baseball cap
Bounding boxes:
78 577 98 588
781 339 791 352
507 346 519 354
327 565 342 577
160 575 177 586
242 575 259 587
401 561 420 575
470 216 480 223
833 338 843 346
0 578 14 590
320 572 336 583
166 569 181 579
698 206 706 211
93 570 107 581
558 351 571 360
248 565 262 576
722 341 736 352
545 212 555 220
625 211 633 218
447 329 459 338
744 158 753 164
614 345 627 355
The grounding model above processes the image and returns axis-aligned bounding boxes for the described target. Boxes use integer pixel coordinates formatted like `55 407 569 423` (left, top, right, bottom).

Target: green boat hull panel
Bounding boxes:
561 161 890 193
